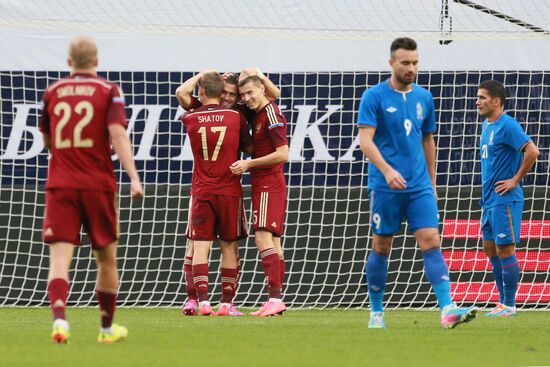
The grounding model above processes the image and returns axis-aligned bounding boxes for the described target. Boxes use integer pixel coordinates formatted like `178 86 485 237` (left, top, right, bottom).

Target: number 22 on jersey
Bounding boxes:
53 101 94 149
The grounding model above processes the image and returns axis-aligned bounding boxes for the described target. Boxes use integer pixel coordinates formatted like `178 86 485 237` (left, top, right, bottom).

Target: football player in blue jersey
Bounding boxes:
477 80 539 317
357 37 478 329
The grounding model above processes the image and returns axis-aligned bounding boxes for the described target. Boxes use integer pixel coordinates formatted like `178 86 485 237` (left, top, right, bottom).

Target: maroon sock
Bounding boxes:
96 290 117 328
220 267 238 304
48 278 69 321
279 255 286 287
236 256 241 293
192 263 209 302
260 248 281 299
184 256 197 300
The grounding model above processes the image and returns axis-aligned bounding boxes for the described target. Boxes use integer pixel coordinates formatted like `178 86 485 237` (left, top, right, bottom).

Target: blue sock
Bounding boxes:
422 248 453 310
489 256 504 304
365 251 388 313
501 254 519 308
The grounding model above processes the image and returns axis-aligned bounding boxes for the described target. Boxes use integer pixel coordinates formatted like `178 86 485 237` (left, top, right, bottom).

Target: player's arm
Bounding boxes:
109 124 144 199
43 133 51 150
38 94 51 150
176 70 215 109
495 141 539 195
230 145 288 175
359 126 407 190
240 67 280 101
422 133 438 198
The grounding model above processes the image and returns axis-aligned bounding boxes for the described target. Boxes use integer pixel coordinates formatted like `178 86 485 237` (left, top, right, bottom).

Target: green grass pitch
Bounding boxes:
1 308 549 367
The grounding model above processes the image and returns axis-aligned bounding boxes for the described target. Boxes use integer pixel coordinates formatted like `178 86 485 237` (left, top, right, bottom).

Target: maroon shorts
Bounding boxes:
251 190 286 237
189 195 248 241
43 189 118 249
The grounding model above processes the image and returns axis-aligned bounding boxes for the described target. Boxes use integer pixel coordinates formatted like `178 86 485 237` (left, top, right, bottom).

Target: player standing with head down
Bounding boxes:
181 71 253 316
230 75 288 316
476 80 539 317
358 37 478 329
40 36 143 343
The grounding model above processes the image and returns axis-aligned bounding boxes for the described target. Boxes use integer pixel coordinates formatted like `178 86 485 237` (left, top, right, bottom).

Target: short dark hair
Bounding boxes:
199 72 223 98
391 37 417 55
224 74 239 86
238 76 262 88
479 80 506 107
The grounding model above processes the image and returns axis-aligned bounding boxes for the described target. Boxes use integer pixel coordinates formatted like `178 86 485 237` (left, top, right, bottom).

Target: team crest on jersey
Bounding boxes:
489 131 494 145
416 103 423 120
256 124 262 133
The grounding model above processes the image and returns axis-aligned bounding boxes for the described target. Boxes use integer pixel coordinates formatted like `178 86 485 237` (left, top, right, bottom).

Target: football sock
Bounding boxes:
193 263 209 302
501 254 519 308
489 256 504 304
422 248 453 310
366 250 388 313
260 248 282 299
220 267 238 303
96 290 116 328
184 256 197 300
48 278 69 321
279 254 286 286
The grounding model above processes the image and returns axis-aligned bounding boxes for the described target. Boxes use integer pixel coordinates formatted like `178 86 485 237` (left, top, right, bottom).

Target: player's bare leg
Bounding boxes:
217 241 239 316
48 242 74 343
415 228 478 328
193 240 213 315
252 230 286 316
366 234 392 329
182 239 198 315
94 241 127 343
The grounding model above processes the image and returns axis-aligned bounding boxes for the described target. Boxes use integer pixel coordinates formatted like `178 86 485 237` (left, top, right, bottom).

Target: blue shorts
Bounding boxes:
369 188 439 235
481 202 523 245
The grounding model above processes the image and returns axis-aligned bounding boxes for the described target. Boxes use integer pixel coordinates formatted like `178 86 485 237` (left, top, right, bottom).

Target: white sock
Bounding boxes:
199 300 211 307
53 318 69 330
268 298 282 303
101 326 113 333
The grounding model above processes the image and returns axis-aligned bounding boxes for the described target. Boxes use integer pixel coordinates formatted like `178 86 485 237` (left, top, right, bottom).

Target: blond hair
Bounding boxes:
68 36 98 69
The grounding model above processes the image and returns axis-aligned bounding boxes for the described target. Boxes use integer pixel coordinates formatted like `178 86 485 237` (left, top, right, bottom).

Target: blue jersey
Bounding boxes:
357 80 436 192
480 113 531 208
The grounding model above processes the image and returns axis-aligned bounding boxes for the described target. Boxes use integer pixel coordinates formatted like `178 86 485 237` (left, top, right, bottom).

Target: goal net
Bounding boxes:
1 0 549 309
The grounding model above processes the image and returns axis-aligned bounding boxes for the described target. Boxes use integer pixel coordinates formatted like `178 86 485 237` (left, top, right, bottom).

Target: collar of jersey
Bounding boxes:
387 79 414 95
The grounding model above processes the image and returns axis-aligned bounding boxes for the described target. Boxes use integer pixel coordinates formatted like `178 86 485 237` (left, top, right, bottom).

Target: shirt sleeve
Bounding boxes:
422 93 436 134
266 106 288 148
187 95 202 111
106 84 127 127
38 91 50 134
357 89 378 127
505 119 531 151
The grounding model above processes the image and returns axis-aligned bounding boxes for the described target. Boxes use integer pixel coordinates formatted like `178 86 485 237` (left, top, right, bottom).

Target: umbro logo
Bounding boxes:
497 233 507 239
386 107 397 113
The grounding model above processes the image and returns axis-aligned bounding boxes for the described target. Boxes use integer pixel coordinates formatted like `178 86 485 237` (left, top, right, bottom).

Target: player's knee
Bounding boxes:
496 244 515 258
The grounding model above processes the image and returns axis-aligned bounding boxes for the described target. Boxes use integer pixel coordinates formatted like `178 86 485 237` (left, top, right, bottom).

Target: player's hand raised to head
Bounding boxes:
384 168 407 190
221 72 235 80
230 160 250 175
130 179 144 199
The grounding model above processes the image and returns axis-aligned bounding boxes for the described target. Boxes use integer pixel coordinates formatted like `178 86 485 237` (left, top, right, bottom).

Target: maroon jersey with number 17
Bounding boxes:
39 73 127 192
182 104 249 197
